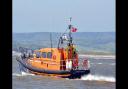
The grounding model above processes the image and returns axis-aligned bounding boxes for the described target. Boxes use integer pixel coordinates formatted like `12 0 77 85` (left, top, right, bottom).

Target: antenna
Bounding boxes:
68 17 72 44
50 33 53 52
70 17 72 23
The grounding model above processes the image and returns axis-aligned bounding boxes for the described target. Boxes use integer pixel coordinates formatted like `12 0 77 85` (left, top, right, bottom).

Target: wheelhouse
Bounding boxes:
29 48 68 71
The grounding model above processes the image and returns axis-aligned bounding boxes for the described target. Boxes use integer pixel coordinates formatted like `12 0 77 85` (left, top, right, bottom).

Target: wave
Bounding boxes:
80 74 115 82
97 63 103 65
79 54 115 59
13 72 35 77
13 72 115 83
110 63 115 66
90 63 115 65
90 63 103 65
12 51 22 56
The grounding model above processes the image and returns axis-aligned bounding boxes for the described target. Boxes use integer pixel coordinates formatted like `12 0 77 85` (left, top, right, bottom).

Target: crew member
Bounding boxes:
33 53 36 58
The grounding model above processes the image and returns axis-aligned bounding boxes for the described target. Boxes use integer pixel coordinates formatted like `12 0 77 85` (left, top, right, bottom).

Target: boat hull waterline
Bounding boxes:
16 58 90 79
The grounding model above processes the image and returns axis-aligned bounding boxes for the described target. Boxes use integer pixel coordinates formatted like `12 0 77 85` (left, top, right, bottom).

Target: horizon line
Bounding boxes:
13 31 115 34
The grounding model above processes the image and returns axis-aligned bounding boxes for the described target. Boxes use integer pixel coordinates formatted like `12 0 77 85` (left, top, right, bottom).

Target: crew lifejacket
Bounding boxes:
66 44 74 59
64 50 68 59
65 46 69 58
72 58 78 67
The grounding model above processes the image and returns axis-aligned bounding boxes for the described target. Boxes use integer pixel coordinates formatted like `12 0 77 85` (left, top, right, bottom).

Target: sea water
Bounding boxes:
13 53 115 89
13 32 115 89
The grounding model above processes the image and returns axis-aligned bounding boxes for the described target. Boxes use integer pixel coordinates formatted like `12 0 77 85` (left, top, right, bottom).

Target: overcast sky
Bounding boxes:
13 0 115 33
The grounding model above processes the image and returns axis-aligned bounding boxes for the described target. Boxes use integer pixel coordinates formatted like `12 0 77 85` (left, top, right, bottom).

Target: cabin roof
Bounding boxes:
35 48 60 52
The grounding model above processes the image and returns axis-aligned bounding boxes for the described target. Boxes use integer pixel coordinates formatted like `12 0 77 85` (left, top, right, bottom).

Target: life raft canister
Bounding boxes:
66 59 72 70
68 60 72 69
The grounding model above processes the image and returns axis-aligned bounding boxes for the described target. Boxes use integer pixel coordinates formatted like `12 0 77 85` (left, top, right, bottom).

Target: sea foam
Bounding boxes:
13 72 35 77
81 74 115 82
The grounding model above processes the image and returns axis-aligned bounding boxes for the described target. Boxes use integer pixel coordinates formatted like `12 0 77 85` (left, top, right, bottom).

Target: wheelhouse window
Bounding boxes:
36 52 41 58
47 52 52 59
42 52 47 58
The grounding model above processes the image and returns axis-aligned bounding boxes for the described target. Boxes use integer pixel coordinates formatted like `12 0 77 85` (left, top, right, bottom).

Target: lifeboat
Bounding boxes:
16 18 90 79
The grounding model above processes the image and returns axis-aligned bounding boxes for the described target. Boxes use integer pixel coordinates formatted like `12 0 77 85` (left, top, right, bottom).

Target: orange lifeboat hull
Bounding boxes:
16 57 90 79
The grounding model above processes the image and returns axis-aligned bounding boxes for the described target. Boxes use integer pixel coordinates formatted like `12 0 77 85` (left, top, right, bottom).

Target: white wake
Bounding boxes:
13 72 35 77
80 74 115 82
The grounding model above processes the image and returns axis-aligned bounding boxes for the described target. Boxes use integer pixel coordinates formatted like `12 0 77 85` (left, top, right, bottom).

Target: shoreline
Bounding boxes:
79 54 115 59
13 51 115 59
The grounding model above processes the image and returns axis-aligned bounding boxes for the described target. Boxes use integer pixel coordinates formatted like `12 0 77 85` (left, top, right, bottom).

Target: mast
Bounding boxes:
57 17 73 49
68 17 73 44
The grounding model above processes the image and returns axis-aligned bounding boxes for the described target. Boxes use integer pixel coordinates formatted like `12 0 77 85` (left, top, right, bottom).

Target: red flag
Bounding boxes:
71 27 77 32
